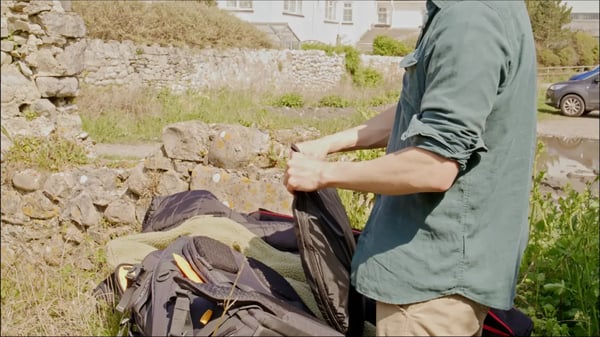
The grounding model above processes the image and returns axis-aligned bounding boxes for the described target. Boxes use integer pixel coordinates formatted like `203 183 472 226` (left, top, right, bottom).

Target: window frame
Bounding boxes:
377 6 390 26
283 0 303 15
342 1 353 24
324 0 338 23
225 0 253 10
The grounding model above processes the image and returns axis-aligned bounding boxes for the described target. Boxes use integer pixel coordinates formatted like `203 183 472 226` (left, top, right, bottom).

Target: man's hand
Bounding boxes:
283 151 329 193
292 139 330 159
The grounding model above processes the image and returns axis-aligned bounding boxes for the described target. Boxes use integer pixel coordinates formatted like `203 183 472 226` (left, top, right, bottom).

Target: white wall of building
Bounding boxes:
216 0 405 45
563 1 600 14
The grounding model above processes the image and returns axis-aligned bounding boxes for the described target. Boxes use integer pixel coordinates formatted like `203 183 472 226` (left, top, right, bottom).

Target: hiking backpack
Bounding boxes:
113 235 343 336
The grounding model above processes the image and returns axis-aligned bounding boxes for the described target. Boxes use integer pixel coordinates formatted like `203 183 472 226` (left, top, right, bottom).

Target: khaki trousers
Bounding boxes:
376 295 489 336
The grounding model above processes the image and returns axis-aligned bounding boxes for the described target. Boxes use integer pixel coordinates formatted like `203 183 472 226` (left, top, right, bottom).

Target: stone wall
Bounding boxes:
82 39 405 93
1 0 88 156
0 0 405 159
1 121 318 251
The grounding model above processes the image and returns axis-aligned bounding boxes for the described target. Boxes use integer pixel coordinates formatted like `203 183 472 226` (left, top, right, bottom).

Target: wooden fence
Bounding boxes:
538 65 597 82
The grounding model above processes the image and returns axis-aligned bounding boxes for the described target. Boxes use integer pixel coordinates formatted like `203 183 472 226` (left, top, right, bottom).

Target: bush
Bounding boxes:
572 31 600 66
353 67 383 88
516 143 599 336
339 45 361 75
271 93 305 108
558 46 578 66
301 42 335 55
372 35 412 57
538 48 562 67
536 31 599 67
318 95 351 108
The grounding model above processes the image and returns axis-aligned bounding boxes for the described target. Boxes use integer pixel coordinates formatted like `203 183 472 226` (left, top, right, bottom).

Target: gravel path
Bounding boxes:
536 111 599 140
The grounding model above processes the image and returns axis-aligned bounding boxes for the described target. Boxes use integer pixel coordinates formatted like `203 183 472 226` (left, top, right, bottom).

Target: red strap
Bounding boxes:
487 310 515 336
483 324 511 337
257 209 293 219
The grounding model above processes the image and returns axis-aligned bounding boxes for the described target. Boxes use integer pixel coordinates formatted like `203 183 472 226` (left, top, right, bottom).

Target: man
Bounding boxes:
283 0 537 336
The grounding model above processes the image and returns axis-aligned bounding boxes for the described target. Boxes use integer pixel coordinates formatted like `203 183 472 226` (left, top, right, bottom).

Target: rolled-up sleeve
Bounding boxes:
401 3 509 171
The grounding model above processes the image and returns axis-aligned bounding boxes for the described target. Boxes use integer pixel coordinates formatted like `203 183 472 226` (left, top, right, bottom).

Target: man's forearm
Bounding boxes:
321 146 459 195
321 105 396 154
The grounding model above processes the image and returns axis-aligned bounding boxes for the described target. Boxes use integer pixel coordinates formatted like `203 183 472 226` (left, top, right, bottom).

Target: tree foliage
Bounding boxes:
526 0 572 50
526 0 598 66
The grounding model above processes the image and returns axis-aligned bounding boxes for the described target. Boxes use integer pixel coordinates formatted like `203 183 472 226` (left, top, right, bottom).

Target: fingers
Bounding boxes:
284 152 298 194
284 152 309 193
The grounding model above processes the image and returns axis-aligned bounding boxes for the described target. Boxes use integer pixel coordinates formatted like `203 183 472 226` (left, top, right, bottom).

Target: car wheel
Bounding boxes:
560 94 586 117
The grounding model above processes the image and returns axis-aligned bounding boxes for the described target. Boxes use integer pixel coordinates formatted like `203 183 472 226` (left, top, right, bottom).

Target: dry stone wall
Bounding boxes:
0 0 403 266
1 0 89 157
1 121 320 260
82 39 404 93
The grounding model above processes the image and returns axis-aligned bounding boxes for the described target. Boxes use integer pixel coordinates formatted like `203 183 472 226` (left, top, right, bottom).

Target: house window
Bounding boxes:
226 0 252 9
325 0 337 21
343 2 352 23
378 7 389 25
284 0 302 14
571 13 599 20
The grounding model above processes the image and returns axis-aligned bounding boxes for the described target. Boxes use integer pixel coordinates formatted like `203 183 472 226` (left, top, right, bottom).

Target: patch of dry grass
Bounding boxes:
0 241 120 335
72 0 274 49
76 83 397 144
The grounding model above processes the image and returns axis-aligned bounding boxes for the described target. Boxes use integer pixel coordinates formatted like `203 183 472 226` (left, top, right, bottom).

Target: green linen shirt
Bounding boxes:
351 0 537 310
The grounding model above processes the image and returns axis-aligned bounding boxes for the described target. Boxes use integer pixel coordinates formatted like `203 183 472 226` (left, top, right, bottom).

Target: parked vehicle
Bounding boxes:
569 65 599 81
545 71 600 117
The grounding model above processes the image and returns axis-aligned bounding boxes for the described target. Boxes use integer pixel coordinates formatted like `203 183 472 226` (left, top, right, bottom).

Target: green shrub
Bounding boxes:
318 95 351 108
538 48 562 67
301 42 362 75
271 93 305 108
301 42 335 55
338 148 385 229
339 45 361 75
517 143 599 336
572 31 600 66
353 67 383 88
372 35 412 57
557 46 578 66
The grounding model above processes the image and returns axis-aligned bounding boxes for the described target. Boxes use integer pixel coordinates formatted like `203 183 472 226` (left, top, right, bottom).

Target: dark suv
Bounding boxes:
545 70 600 117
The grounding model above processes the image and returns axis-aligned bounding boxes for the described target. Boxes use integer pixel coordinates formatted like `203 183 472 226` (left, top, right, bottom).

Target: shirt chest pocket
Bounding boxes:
398 48 423 115
399 50 419 69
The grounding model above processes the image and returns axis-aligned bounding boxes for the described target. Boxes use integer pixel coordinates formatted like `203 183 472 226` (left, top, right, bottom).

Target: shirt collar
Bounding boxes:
430 0 459 9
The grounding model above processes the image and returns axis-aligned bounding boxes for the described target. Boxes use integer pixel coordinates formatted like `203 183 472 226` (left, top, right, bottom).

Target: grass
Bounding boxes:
75 84 399 144
1 133 89 185
0 240 122 336
71 1 273 49
516 144 599 336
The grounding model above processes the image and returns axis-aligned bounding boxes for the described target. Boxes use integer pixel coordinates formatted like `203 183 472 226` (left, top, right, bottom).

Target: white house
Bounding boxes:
216 0 426 47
